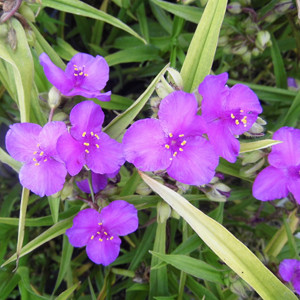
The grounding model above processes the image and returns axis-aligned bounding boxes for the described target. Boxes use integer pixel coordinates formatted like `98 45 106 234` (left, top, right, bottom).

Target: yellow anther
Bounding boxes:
84 73 88 76
79 72 83 76
179 148 183 152
241 116 247 124
99 238 103 242
90 132 94 136
73 64 77 67
231 113 235 119
33 151 37 155
37 143 40 147
74 73 78 76
96 144 100 148
35 163 40 166
74 68 78 71
165 144 170 149
85 149 90 154
44 158 47 162
235 120 240 125
98 223 102 225
95 134 100 140
173 152 178 157
82 132 86 137
179 134 184 137
181 140 187 146
40 151 44 156
110 236 114 240
97 232 100 234
104 232 108 235
84 142 90 146
91 235 94 240
33 158 37 162
170 158 173 161
240 109 244 113
169 133 173 138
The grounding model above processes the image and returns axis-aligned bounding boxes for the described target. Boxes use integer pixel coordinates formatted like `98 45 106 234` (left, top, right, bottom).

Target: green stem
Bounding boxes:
88 170 95 204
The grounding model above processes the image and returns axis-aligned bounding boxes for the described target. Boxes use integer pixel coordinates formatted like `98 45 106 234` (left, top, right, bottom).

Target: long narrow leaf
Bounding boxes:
140 172 297 300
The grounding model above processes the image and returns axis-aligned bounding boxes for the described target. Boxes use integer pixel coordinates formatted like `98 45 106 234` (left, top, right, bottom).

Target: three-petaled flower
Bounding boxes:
39 52 111 101
123 90 219 185
198 73 262 162
57 101 124 176
252 127 300 203
5 122 67 196
279 259 300 296
66 200 138 265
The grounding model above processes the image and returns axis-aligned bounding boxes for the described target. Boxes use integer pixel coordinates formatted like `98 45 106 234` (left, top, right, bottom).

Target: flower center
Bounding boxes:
81 131 100 154
164 133 187 161
230 109 248 127
90 222 114 242
73 64 88 85
32 143 49 166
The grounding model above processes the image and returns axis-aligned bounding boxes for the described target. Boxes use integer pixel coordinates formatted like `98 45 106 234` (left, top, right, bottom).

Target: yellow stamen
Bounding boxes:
94 134 100 140
90 132 94 136
170 158 173 161
110 236 114 240
179 134 184 137
79 72 83 76
173 152 178 157
73 64 77 67
84 142 90 146
104 232 108 235
96 144 100 148
241 116 247 124
85 149 90 154
165 144 170 149
97 232 100 234
91 235 94 240
240 109 244 113
84 73 88 76
98 223 102 225
33 158 37 162
99 238 103 242
74 73 78 76
169 133 173 138
179 148 183 152
235 120 240 125
82 132 86 137
44 158 47 162
231 113 235 119
181 140 187 146
74 68 78 71
35 163 40 166
33 151 37 155
40 151 44 156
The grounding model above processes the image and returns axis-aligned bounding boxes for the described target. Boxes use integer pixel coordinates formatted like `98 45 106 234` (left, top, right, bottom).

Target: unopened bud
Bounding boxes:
240 158 265 178
232 42 248 56
218 36 229 47
157 201 171 223
255 31 271 51
25 29 35 47
155 76 174 99
171 209 180 220
167 68 183 90
251 47 260 57
52 112 68 122
227 2 242 14
241 150 264 165
136 181 152 196
242 51 251 64
48 86 61 109
60 181 74 200
19 3 35 22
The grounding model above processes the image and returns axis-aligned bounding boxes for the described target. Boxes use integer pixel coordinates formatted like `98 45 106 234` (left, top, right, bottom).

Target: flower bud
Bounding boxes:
52 112 68 122
218 36 228 47
251 47 260 57
171 209 180 220
60 181 74 200
227 2 242 14
19 3 35 22
240 158 265 178
232 42 248 56
241 150 264 165
157 201 171 223
155 76 174 99
136 181 152 196
48 86 62 109
255 31 271 51
25 29 36 47
167 67 183 90
241 51 251 64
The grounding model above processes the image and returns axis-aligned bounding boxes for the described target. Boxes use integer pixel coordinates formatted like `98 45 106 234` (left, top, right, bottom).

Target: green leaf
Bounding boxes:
0 19 33 122
105 45 161 66
1 216 73 267
239 139 282 153
180 0 227 92
104 63 169 140
270 34 287 89
151 252 223 283
41 0 145 43
151 0 203 24
56 282 80 300
0 147 21 173
48 196 60 224
264 209 299 259
140 172 298 300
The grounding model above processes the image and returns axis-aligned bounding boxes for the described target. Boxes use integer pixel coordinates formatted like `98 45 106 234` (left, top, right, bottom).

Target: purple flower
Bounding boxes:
287 77 299 90
5 122 67 197
252 127 300 203
123 91 219 185
279 259 300 295
57 101 124 176
39 52 111 101
76 170 119 194
198 73 262 163
66 200 138 265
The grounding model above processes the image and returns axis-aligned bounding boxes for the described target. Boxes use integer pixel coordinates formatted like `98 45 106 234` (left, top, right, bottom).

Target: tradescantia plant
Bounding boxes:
0 0 299 299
